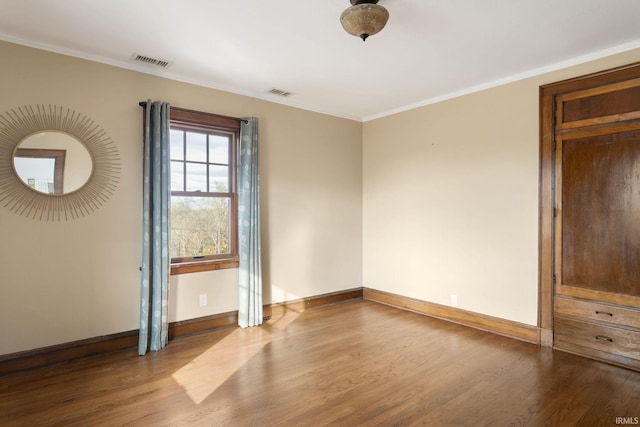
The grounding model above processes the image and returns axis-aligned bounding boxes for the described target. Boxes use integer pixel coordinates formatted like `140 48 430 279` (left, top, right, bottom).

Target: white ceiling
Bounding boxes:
1 0 640 121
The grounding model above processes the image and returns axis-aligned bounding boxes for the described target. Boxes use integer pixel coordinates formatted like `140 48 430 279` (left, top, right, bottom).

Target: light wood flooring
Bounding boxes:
1 300 639 426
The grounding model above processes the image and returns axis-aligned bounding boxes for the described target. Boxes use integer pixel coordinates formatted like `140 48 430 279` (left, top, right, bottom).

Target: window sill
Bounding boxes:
171 258 239 275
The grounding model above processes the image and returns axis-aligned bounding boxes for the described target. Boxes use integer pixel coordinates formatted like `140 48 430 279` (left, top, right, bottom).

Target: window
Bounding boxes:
169 107 240 275
14 148 66 194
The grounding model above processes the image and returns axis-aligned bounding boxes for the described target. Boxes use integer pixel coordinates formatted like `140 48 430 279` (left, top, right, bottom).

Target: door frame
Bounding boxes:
538 61 640 347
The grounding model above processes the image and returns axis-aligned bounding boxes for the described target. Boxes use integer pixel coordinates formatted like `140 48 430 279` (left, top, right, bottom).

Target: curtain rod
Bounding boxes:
138 102 248 123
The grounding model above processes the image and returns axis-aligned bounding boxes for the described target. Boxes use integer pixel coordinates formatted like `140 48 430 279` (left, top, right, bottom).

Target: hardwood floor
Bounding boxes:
1 300 639 426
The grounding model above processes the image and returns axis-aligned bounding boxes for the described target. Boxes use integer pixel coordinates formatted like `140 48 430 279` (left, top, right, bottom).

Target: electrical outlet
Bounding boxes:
199 293 207 307
450 294 458 307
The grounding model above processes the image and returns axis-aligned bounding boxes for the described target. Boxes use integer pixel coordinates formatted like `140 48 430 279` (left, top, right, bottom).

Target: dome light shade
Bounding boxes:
340 0 389 41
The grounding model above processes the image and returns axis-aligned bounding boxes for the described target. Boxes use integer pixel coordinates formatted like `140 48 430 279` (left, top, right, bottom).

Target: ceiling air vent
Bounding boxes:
267 88 293 97
130 53 171 68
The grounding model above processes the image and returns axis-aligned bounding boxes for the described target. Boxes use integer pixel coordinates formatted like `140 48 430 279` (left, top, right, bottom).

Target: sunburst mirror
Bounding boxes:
0 105 120 220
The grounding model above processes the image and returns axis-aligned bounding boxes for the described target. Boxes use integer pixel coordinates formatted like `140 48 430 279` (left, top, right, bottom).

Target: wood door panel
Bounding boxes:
561 129 640 296
561 82 640 124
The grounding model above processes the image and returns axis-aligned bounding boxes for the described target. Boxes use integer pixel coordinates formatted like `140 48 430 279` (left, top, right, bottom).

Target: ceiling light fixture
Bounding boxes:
340 0 389 42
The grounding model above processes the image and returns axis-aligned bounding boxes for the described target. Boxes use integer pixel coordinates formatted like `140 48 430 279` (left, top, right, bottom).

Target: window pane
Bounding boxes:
186 132 207 162
171 196 231 258
170 129 184 161
209 135 229 164
209 165 229 192
171 161 184 191
186 162 207 192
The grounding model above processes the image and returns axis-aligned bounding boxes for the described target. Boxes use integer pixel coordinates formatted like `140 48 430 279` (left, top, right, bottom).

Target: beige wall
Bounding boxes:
0 41 363 355
363 48 640 326
1 38 637 356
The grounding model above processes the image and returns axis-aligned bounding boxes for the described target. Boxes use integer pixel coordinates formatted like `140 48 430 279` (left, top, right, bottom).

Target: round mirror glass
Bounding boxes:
12 131 93 195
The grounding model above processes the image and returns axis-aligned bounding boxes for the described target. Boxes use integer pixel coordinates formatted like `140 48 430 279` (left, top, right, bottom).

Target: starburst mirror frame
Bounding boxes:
0 105 121 221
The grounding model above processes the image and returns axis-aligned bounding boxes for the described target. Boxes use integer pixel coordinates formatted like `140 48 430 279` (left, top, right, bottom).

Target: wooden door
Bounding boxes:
540 62 640 370
555 127 640 299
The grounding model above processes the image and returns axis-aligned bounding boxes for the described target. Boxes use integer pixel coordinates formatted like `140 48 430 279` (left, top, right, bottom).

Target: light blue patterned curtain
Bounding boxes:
139 100 171 355
238 117 263 328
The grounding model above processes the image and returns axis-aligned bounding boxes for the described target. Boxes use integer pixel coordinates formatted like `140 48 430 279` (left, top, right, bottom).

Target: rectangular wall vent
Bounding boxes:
130 53 171 68
267 88 293 97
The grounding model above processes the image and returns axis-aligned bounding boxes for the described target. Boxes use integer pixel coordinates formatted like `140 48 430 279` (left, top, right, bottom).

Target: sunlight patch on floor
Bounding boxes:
268 310 301 330
172 326 272 404
172 311 301 404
